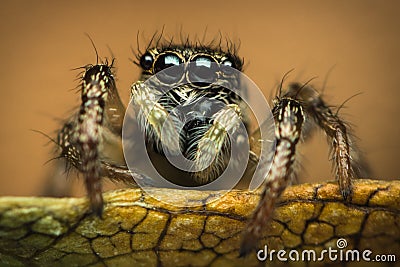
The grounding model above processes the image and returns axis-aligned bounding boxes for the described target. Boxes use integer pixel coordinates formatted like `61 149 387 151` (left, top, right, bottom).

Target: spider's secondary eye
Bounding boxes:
140 53 154 70
188 56 218 87
221 58 236 75
154 53 184 84
222 60 233 67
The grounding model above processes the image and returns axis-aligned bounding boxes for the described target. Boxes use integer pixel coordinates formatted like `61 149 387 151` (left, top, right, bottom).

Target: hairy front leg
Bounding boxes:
240 97 304 256
58 63 126 216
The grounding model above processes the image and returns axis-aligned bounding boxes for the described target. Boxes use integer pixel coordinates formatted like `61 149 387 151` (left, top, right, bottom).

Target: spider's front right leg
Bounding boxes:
285 84 371 199
58 63 126 216
240 97 305 256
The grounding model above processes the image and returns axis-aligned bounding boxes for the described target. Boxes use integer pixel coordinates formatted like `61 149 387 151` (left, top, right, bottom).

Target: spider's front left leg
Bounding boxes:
240 97 304 256
58 63 126 216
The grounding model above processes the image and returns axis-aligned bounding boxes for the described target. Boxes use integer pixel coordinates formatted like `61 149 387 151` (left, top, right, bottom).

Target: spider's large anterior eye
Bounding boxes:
154 53 182 72
188 55 218 87
140 53 154 71
154 53 184 84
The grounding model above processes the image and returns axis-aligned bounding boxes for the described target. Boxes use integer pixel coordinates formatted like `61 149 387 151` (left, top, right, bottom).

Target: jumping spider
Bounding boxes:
56 37 369 255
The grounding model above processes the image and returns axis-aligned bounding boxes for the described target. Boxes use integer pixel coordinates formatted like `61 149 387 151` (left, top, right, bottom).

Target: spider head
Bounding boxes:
127 44 252 187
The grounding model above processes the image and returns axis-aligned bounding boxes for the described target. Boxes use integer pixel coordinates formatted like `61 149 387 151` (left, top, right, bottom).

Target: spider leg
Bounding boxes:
240 97 304 256
285 83 370 199
131 81 183 155
192 104 243 184
58 63 126 216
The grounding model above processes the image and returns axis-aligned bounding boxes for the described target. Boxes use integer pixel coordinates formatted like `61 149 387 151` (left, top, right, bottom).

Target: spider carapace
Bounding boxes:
56 38 369 255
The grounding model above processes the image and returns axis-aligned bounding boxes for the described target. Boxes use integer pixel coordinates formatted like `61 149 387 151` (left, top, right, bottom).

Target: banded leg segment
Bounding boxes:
240 98 304 256
74 65 113 215
285 84 369 199
58 64 124 216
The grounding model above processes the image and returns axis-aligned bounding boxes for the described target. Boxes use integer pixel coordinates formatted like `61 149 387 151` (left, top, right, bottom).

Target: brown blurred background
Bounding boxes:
0 0 399 197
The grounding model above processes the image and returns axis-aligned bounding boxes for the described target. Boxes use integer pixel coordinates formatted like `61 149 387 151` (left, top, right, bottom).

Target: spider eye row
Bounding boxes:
139 51 238 86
